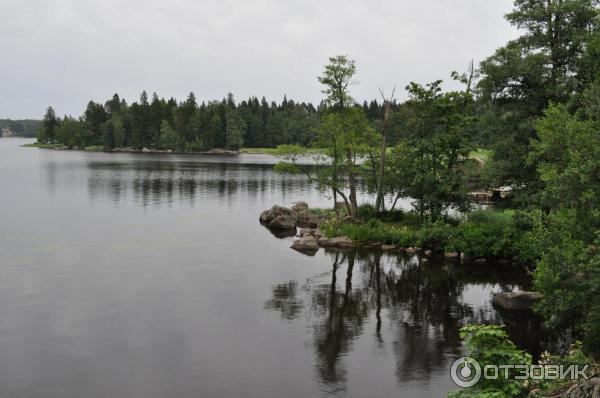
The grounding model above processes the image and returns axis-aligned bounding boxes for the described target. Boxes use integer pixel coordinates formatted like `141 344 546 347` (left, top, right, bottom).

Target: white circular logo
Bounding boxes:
450 356 482 388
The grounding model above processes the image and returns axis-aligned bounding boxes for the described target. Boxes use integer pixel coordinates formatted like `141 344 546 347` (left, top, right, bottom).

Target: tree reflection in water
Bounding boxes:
264 249 535 393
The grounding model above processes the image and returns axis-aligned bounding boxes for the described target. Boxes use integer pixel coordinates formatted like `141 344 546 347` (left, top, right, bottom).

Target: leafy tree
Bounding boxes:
400 81 474 221
316 55 372 217
530 83 600 358
477 0 600 204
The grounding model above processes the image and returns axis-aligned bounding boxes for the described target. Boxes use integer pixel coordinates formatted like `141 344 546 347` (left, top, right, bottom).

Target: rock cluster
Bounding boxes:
259 203 319 231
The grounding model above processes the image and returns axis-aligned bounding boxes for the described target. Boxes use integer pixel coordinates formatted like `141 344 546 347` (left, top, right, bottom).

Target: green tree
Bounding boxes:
400 81 474 221
225 109 246 150
158 120 179 150
317 55 372 217
38 106 59 144
478 0 600 204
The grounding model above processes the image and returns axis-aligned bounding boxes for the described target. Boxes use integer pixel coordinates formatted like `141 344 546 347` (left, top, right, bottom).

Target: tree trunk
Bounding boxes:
375 102 391 212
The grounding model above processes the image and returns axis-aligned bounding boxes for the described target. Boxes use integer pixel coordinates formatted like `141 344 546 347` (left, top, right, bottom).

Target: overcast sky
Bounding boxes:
1 0 519 119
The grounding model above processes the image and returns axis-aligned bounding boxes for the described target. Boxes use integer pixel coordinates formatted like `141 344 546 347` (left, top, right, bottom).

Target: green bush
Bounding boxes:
416 221 454 251
324 218 418 247
447 210 518 258
358 203 377 220
449 325 532 398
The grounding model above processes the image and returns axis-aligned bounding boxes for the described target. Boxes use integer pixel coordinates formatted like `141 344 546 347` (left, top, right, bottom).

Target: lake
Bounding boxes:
0 138 534 398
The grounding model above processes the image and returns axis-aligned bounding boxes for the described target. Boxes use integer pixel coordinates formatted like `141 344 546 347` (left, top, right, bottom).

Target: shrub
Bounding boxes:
416 222 454 251
447 210 517 258
358 203 377 220
449 325 532 398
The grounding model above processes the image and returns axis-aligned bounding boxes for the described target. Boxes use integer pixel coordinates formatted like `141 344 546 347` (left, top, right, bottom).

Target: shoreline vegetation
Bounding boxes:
30 0 600 395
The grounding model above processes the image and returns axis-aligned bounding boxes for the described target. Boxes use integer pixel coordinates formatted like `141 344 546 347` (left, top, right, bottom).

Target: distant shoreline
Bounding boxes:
22 143 244 155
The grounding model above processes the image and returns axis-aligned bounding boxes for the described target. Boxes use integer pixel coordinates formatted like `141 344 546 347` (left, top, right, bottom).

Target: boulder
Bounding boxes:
259 205 297 229
291 236 320 255
296 211 319 228
260 209 274 224
317 236 354 249
330 236 354 249
313 229 324 239
269 215 297 230
381 244 396 252
559 377 600 398
406 247 416 254
492 291 542 311
317 236 331 246
291 201 309 212
297 228 314 237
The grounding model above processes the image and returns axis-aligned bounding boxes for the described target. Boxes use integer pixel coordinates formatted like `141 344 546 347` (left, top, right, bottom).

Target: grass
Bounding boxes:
241 147 324 155
84 145 104 151
22 143 64 149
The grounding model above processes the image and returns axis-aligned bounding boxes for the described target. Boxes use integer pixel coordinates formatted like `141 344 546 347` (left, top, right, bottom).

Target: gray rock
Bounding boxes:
317 236 354 249
330 236 354 249
269 215 297 230
492 291 542 311
297 228 314 237
260 205 297 229
406 247 416 254
313 229 324 238
296 211 318 228
381 244 396 252
291 201 309 212
560 377 600 398
424 249 433 257
260 209 274 224
291 236 320 255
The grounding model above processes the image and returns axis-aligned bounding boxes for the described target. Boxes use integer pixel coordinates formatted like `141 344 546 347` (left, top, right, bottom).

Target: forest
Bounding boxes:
35 1 600 396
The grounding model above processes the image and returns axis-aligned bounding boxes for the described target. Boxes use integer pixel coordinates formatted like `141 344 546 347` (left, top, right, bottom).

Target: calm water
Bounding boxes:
0 138 533 398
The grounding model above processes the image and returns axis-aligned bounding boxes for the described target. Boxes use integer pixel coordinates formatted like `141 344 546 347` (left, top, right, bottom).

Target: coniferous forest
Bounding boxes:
36 91 404 152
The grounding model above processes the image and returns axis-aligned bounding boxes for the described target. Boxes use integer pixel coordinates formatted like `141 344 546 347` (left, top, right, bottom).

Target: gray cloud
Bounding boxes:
0 0 519 119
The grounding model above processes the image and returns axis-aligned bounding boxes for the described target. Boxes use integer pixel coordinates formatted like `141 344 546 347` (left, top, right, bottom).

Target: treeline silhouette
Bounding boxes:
37 91 397 151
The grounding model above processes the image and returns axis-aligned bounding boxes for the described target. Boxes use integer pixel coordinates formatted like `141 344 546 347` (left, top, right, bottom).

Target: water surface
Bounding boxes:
0 138 531 398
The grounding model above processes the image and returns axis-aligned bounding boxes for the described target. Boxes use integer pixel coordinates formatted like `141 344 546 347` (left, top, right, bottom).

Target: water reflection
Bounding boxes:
265 250 536 393
42 158 318 208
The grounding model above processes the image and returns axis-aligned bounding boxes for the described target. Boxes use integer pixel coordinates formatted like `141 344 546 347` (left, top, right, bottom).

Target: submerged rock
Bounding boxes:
291 236 320 255
492 291 542 311
381 244 396 252
316 236 354 249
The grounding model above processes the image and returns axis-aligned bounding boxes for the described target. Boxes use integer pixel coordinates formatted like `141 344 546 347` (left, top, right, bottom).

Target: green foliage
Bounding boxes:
323 218 418 247
477 0 600 204
450 325 532 398
396 80 474 221
158 120 179 150
533 210 600 358
448 211 519 259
